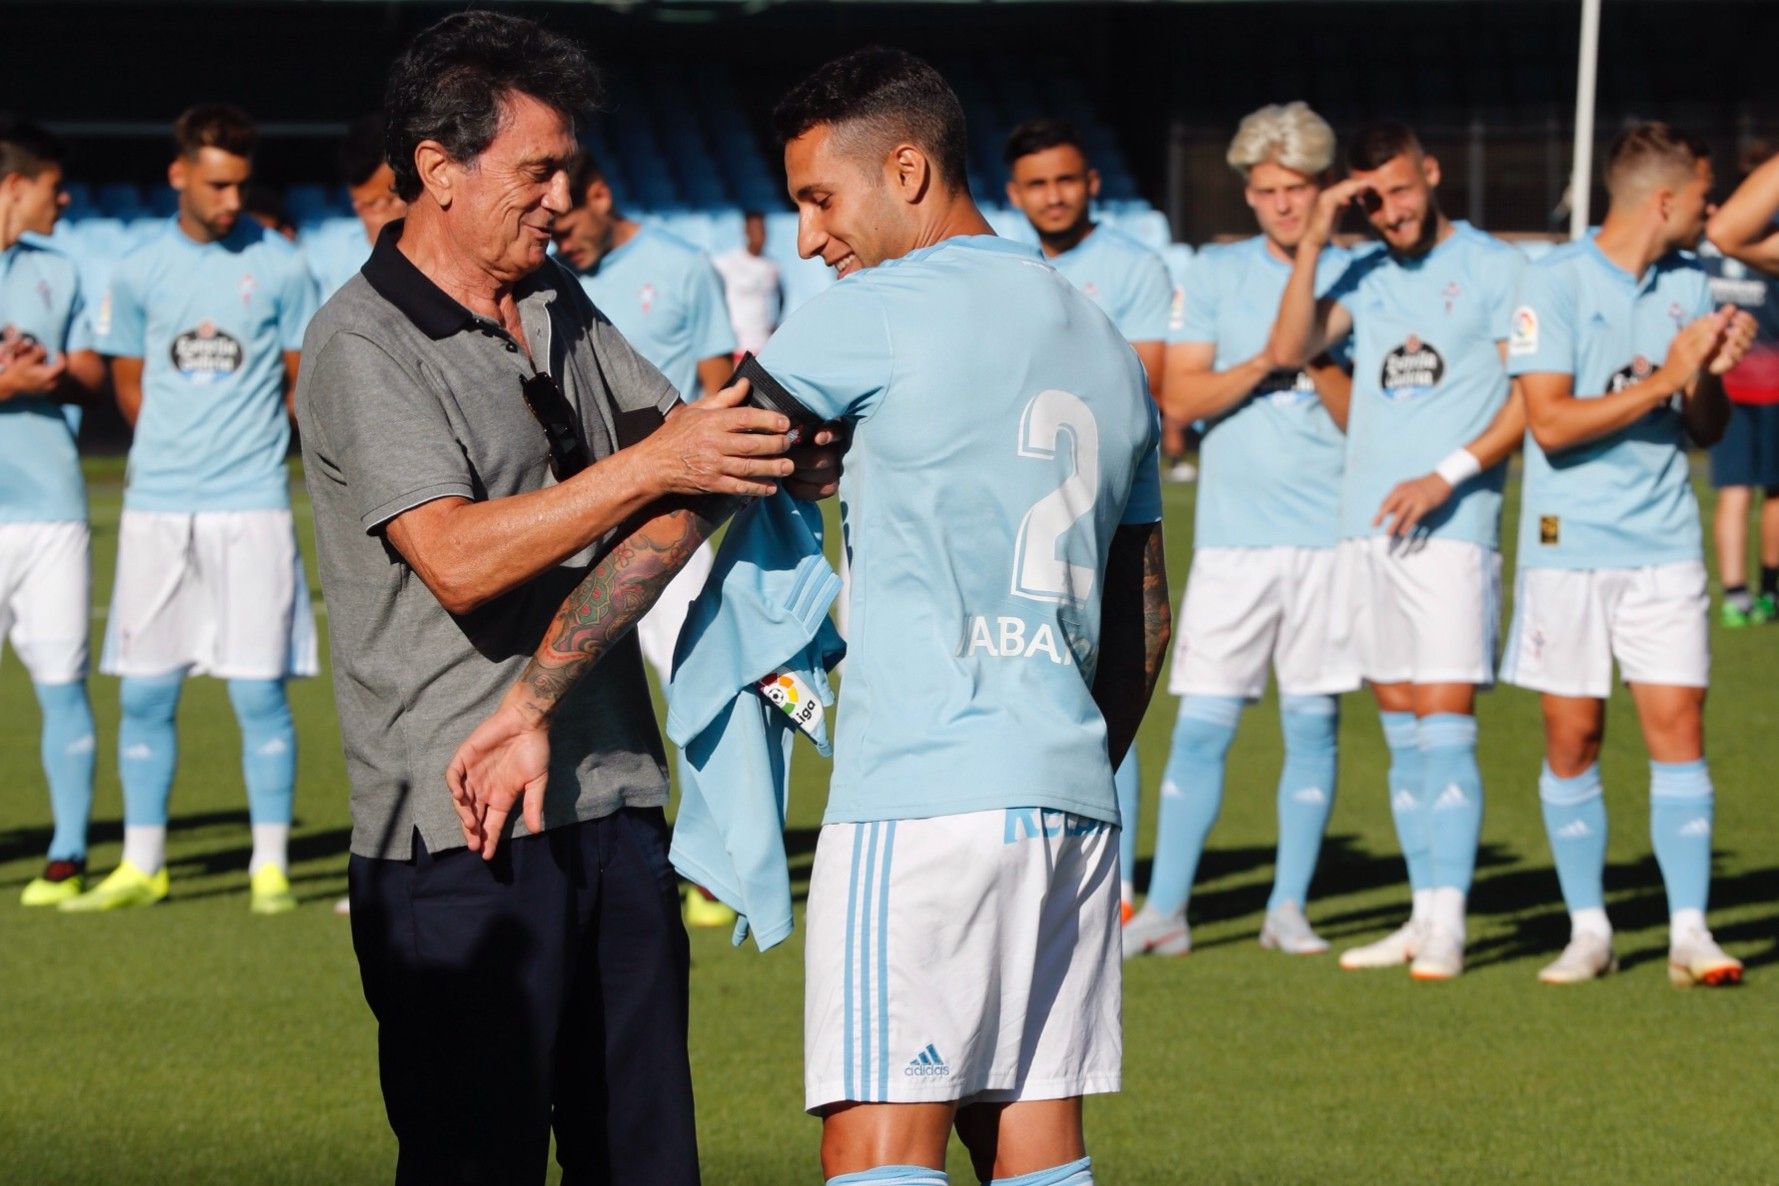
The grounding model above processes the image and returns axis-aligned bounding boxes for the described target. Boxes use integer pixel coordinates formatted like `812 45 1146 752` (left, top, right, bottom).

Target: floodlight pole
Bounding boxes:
1569 0 1602 239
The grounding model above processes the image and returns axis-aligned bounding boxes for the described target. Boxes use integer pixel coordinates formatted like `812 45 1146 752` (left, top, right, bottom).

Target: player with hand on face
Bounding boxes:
66 105 320 915
1125 102 1356 960
1269 122 1528 980
1502 124 1754 986
0 116 108 906
1005 117 1174 923
453 47 1169 1186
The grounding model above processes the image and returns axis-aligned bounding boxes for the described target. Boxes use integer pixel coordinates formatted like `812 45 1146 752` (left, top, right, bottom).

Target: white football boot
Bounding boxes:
1409 925 1465 981
1668 930 1743 987
1537 932 1618 985
1338 918 1421 970
1258 902 1330 955
1122 906 1191 958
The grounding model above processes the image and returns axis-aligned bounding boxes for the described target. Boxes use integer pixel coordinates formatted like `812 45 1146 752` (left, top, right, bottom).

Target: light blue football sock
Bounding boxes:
1539 762 1606 912
991 1156 1093 1186
826 1166 949 1185
228 679 296 826
1144 695 1243 916
1270 694 1339 911
1380 711 1430 892
1650 758 1713 916
1420 713 1483 892
119 673 184 827
34 679 96 862
1114 749 1140 897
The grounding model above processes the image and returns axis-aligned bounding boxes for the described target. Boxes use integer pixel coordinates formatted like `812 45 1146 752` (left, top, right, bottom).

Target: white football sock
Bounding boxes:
1570 907 1611 941
250 823 290 875
122 824 167 876
1430 887 1466 939
1670 907 1707 945
1410 887 1435 925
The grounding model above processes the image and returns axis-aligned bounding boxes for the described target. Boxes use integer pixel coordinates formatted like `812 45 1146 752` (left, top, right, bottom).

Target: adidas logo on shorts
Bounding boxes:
905 1043 950 1078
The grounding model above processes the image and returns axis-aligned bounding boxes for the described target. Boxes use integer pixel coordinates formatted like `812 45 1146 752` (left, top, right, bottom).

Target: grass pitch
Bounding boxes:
1 459 1775 1185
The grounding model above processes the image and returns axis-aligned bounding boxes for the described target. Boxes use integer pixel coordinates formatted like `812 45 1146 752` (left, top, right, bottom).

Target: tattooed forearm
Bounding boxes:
514 494 741 721
1093 521 1170 768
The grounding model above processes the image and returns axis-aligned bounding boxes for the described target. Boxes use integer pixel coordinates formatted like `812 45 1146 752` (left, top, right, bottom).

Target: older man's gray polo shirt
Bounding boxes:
295 220 680 860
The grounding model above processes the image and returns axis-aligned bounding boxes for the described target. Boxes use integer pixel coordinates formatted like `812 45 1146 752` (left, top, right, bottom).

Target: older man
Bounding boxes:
294 13 832 1183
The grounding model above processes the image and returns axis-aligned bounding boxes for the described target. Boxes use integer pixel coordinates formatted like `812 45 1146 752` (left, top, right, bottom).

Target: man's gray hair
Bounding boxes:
1226 102 1335 178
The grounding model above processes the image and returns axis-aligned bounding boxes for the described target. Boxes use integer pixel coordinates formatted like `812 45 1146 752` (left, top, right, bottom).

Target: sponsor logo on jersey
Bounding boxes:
1255 367 1316 404
1509 306 1539 356
755 669 824 739
1380 335 1445 400
1607 355 1654 394
170 321 244 382
905 1044 950 1078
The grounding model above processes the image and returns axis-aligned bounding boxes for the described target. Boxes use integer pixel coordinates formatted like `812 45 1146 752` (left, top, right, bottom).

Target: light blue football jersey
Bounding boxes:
1047 223 1172 342
305 221 373 300
96 219 316 513
0 238 92 523
576 224 734 400
1506 236 1713 570
1329 221 1523 547
756 235 1162 827
1173 235 1350 549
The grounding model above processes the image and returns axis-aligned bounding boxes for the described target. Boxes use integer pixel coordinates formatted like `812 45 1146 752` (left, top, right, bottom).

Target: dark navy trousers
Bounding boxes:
349 807 699 1186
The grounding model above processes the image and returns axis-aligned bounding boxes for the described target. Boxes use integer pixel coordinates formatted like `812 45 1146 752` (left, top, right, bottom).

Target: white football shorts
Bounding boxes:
1500 561 1709 698
0 520 90 684
100 509 319 681
1332 535 1501 687
1168 545 1361 699
636 538 716 683
804 808 1121 1113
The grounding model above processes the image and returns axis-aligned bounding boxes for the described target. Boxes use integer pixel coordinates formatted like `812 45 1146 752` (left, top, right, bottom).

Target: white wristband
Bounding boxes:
1434 448 1482 488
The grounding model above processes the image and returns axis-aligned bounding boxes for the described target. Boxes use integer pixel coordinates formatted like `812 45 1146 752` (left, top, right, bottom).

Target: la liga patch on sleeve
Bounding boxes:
1509 305 1538 356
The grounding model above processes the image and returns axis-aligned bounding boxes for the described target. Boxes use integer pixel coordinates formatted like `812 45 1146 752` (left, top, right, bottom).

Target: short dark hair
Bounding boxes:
1605 121 1709 195
772 47 970 193
564 147 605 206
0 114 65 180
383 11 603 203
243 182 290 231
173 104 256 161
742 208 765 222
1003 118 1086 169
339 113 388 189
1347 121 1422 172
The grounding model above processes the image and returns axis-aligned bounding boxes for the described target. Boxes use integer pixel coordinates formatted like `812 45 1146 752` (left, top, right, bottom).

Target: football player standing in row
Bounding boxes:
1502 124 1753 986
1004 117 1173 923
1703 141 1779 625
1270 122 1528 980
0 116 107 905
67 105 319 914
1125 102 1356 959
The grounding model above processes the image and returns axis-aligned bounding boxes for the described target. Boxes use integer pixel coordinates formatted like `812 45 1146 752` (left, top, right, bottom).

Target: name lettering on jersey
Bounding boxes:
170 321 244 382
1003 808 1104 845
1380 335 1445 400
1509 306 1539 356
961 615 1075 666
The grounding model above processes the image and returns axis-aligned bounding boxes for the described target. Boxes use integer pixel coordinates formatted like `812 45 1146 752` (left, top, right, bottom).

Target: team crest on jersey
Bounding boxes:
170 321 244 382
1509 306 1539 356
1442 281 1461 314
1668 302 1687 331
36 278 53 310
1380 334 1445 400
95 290 112 337
1167 286 1185 335
238 273 256 307
1082 281 1101 300
639 283 656 314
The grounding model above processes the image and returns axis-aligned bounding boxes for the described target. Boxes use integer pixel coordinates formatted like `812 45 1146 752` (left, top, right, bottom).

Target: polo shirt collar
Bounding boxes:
362 218 556 341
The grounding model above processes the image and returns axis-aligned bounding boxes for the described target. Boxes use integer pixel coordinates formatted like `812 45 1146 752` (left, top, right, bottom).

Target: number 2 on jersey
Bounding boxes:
1011 389 1100 604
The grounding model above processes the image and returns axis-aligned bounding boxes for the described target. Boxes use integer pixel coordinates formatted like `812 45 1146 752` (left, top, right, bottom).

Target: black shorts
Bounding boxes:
1709 400 1779 490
